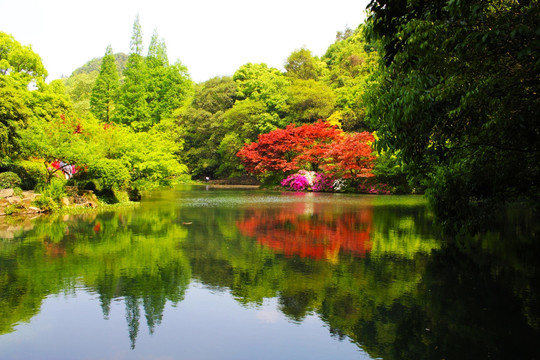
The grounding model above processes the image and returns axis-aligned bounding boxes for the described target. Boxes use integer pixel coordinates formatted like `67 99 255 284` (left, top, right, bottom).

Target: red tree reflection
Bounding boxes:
236 201 373 261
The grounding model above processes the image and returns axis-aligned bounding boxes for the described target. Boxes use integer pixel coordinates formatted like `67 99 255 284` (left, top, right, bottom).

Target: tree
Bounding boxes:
179 77 236 178
233 62 290 120
286 79 335 123
90 45 119 122
0 31 47 84
322 26 379 131
284 47 326 81
237 121 375 183
64 53 127 116
0 76 30 157
364 0 540 228
64 72 97 115
191 76 237 114
322 131 375 181
115 22 193 131
0 32 47 158
115 16 151 130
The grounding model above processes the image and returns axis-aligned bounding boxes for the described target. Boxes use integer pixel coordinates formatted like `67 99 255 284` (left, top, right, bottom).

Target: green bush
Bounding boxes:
32 195 59 212
36 178 66 204
0 172 22 189
19 160 47 189
88 159 131 190
0 159 47 190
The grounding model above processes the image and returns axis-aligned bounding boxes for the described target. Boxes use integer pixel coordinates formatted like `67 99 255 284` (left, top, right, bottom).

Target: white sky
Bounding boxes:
0 0 371 83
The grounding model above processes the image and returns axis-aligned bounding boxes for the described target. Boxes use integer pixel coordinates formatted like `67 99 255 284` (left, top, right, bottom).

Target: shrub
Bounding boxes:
312 173 334 192
281 172 310 191
281 170 335 192
32 195 59 212
88 159 131 190
0 159 47 190
19 160 48 189
0 172 21 189
36 178 66 203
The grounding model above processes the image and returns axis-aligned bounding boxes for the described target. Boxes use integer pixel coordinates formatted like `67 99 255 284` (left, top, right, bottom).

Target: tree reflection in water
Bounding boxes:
236 201 373 261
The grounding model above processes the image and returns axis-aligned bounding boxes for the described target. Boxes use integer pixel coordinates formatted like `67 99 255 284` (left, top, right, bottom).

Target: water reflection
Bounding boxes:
0 206 191 350
236 200 373 261
0 187 538 359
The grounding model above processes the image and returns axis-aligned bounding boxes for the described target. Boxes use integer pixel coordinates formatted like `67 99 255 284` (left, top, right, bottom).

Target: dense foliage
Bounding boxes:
1 19 191 203
2 2 537 222
364 0 540 227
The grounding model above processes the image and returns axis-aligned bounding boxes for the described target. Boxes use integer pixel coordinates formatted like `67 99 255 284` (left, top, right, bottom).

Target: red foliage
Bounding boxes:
322 132 375 179
237 121 342 174
236 200 373 260
73 123 83 134
237 121 375 180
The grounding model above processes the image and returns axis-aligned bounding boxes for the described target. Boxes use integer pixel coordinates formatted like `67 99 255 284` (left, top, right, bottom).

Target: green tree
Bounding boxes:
0 76 30 157
286 79 335 123
364 0 540 229
63 72 97 115
64 53 127 116
0 32 47 158
180 77 237 178
233 62 290 120
0 31 47 84
284 47 326 81
322 26 379 131
90 45 119 122
115 15 151 130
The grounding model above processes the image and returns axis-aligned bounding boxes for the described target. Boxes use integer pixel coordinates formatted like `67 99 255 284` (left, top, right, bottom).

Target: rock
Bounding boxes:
61 197 72 207
0 188 14 198
6 196 21 205
22 191 40 201
27 207 42 213
21 198 33 207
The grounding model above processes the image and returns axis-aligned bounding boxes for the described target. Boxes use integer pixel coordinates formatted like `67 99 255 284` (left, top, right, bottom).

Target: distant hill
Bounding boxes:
71 53 128 76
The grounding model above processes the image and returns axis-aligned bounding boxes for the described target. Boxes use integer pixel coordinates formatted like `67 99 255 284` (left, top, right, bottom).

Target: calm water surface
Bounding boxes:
0 185 538 359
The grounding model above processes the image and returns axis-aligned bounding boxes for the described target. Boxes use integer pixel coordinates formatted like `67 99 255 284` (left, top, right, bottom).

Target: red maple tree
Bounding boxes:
237 121 375 181
322 131 375 180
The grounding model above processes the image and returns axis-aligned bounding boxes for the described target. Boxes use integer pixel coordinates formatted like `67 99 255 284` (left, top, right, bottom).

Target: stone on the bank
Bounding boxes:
0 189 14 198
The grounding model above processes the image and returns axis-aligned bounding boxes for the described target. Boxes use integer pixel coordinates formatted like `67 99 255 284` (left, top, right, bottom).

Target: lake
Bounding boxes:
0 185 538 359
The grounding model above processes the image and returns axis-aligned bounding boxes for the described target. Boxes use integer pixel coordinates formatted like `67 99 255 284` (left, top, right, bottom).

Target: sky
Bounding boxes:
0 0 371 83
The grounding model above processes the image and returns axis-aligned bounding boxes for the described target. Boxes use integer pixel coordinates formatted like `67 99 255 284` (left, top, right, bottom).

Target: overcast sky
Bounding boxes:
0 0 371 83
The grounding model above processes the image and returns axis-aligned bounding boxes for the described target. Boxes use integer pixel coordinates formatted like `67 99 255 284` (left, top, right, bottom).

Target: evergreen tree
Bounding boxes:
146 30 169 125
90 45 119 122
115 15 151 131
130 14 144 56
145 30 193 125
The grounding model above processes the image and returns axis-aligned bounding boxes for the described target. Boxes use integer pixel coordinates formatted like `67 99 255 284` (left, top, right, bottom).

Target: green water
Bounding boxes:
0 185 538 359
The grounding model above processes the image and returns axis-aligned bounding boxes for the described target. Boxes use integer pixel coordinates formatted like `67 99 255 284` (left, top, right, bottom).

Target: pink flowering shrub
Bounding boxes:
281 173 310 191
281 171 334 192
311 173 334 192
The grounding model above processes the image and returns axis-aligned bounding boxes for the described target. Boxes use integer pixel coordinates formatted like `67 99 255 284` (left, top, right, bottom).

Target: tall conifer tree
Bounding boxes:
90 45 119 122
115 15 151 131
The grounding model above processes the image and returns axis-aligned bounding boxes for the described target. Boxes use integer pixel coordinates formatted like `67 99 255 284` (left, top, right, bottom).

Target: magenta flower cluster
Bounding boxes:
311 173 334 192
281 171 334 192
281 174 310 191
